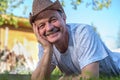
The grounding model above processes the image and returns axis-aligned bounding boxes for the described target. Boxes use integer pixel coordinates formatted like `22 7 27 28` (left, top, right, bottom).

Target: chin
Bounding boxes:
48 36 62 44
48 38 60 44
47 33 62 43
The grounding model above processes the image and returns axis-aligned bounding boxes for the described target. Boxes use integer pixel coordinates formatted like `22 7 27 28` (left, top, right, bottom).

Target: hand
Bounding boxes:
32 23 52 48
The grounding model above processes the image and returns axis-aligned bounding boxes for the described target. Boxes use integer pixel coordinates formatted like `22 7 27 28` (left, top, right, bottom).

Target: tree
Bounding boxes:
62 0 111 10
0 0 112 27
0 0 26 28
0 0 27 15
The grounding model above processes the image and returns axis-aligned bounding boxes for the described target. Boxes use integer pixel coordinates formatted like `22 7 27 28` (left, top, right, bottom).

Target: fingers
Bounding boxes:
32 23 47 44
32 23 52 48
32 23 38 37
32 23 41 38
32 23 41 42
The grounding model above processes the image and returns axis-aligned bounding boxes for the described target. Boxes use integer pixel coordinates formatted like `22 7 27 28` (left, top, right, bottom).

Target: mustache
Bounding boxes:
45 28 60 36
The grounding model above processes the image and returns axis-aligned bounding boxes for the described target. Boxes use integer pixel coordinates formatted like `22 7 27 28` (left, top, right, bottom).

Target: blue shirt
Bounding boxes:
38 23 120 76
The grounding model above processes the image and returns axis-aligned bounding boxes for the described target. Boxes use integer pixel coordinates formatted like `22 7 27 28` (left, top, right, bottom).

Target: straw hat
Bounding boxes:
29 0 64 25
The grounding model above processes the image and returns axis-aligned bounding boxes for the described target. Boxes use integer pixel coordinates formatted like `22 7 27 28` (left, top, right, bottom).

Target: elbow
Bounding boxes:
31 72 38 80
31 71 45 80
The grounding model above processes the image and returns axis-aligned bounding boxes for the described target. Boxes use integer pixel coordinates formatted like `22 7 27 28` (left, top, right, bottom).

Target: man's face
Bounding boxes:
34 10 66 43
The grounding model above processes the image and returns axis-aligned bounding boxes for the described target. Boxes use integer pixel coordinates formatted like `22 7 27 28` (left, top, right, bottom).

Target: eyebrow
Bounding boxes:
35 15 58 25
49 16 57 20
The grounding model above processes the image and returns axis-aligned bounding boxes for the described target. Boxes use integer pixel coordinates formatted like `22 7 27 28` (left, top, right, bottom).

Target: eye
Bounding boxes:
38 23 45 29
50 18 57 23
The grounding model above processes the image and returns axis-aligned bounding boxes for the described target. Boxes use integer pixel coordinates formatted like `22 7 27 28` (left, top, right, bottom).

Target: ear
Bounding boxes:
62 13 66 21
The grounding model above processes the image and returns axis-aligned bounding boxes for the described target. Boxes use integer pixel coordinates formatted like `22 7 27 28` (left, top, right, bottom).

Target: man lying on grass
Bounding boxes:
29 0 120 80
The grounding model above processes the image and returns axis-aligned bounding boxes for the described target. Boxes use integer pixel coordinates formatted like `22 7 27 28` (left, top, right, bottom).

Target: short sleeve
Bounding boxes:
76 25 108 69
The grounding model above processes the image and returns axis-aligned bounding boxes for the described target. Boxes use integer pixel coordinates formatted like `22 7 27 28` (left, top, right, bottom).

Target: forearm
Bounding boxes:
59 62 99 80
59 74 98 80
31 47 53 80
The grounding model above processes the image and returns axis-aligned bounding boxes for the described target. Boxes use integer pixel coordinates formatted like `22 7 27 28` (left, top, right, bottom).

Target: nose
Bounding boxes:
46 22 54 31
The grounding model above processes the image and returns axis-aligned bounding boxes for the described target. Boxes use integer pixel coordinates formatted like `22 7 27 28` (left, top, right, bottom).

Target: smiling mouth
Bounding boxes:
45 28 60 36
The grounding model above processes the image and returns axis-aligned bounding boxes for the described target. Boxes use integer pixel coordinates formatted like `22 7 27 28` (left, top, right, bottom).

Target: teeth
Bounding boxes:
46 28 59 36
53 28 58 32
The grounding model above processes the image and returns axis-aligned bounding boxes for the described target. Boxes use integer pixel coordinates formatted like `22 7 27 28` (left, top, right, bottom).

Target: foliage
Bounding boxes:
0 0 26 28
0 0 112 28
0 14 18 28
86 0 111 10
61 0 111 10
0 0 25 14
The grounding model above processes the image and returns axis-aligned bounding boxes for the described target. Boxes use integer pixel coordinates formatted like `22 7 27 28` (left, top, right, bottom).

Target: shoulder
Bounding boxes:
67 23 95 38
67 23 94 33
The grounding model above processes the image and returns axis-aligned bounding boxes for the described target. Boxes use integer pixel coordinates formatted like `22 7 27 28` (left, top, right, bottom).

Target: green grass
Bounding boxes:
99 75 120 80
0 74 31 80
51 68 120 80
0 74 120 80
0 68 120 80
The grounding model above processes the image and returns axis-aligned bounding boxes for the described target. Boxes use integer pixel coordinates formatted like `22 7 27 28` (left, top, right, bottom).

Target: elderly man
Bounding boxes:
29 0 120 80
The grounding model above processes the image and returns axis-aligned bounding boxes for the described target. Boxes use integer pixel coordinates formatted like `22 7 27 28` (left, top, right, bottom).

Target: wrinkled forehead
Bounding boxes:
34 10 59 21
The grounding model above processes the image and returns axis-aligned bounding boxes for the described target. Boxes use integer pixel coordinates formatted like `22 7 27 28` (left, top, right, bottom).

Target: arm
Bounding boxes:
59 62 99 80
31 46 54 80
72 62 99 80
81 62 99 80
31 23 55 80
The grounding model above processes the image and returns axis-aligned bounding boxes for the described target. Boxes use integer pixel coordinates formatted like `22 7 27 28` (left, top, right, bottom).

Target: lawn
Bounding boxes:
0 68 120 80
0 74 120 80
0 74 31 80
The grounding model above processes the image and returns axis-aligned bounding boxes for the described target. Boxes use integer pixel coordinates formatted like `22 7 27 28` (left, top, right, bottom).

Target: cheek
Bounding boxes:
54 21 64 29
38 29 45 36
59 23 66 32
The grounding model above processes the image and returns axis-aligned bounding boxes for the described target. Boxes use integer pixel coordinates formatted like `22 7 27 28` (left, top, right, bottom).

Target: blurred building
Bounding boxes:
0 15 38 62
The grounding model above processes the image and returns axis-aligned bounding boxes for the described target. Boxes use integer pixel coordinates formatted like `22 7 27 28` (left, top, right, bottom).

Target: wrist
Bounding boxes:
44 45 53 53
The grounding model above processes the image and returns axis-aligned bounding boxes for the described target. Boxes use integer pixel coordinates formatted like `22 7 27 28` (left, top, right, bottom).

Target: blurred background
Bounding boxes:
0 0 120 75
